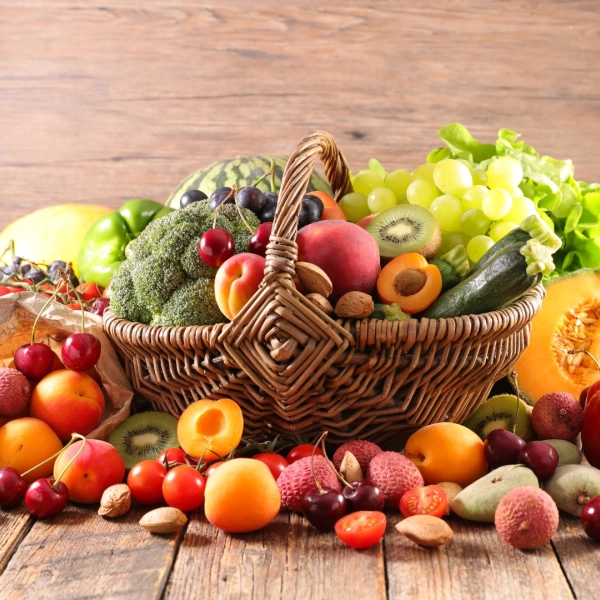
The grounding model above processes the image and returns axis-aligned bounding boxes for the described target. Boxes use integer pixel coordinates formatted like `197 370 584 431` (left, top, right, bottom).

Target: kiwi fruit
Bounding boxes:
463 394 529 440
365 204 441 259
108 411 179 469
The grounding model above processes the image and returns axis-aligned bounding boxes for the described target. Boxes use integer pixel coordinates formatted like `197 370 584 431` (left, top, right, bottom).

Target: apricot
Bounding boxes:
177 398 244 461
297 220 381 302
404 422 488 487
30 369 105 442
204 458 281 532
308 191 347 221
214 252 266 320
53 438 125 504
0 417 63 484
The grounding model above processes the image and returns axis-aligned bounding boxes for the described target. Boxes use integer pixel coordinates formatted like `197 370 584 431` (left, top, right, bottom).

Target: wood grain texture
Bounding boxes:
0 503 181 599
386 515 574 600
0 507 33 574
1 1 599 232
166 511 386 600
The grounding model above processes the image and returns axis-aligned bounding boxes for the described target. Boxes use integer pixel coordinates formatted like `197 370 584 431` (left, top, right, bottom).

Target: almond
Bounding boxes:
335 291 374 319
295 262 333 298
340 451 363 482
139 507 188 534
395 515 453 547
305 293 334 315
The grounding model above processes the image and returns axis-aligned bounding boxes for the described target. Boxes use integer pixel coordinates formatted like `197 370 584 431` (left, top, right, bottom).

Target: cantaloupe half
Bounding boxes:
513 269 600 403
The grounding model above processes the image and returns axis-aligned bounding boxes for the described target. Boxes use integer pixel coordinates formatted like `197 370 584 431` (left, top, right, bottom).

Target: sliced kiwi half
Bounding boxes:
463 394 530 440
365 204 441 259
108 411 179 469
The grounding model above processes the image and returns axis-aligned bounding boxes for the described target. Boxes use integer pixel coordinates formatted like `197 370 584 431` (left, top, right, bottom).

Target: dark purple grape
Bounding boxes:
304 194 324 218
298 198 321 228
264 192 278 207
209 187 234 211
180 189 208 209
342 479 384 512
258 203 277 224
302 488 347 531
48 260 67 273
20 263 32 275
483 429 526 469
517 441 559 480
1 264 16 276
27 268 47 284
237 186 266 214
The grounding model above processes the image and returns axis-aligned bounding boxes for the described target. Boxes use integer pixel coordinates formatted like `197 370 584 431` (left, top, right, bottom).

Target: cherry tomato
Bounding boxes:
63 303 83 310
0 286 24 296
74 282 103 301
156 447 197 469
334 511 386 549
203 461 226 476
253 453 289 480
127 460 167 505
399 485 448 518
162 465 206 511
286 444 324 464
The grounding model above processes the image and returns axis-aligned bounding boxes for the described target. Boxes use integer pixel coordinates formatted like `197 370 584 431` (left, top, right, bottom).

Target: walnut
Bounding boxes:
98 484 131 518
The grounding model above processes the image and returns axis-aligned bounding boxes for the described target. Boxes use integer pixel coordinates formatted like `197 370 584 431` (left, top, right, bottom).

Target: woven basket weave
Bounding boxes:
104 130 544 450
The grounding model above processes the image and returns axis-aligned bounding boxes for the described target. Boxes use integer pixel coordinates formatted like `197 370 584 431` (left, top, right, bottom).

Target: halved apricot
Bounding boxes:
377 252 442 314
177 398 244 461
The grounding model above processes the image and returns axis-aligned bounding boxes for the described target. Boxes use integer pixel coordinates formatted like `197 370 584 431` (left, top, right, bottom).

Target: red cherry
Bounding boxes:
248 222 273 257
0 467 27 509
198 228 235 267
581 496 600 541
61 333 102 371
14 343 55 381
25 478 69 518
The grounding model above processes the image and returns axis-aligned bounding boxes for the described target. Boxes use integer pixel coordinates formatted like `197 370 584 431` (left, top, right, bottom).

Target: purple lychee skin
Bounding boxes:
366 451 424 509
532 392 584 440
277 455 341 512
494 486 559 549
332 440 383 472
0 368 31 418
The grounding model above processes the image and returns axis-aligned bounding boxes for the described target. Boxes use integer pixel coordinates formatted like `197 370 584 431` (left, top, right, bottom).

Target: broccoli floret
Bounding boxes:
109 201 258 326
155 278 225 327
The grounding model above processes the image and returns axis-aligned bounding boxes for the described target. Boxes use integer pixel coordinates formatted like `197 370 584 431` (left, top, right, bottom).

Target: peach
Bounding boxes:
0 417 63 484
214 252 266 320
177 398 244 462
53 438 125 504
356 213 379 229
204 458 281 532
30 369 105 442
404 422 488 487
296 220 381 302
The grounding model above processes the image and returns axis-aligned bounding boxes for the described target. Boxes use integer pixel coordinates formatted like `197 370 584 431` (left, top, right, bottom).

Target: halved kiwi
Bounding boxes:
108 411 179 469
365 204 441 259
463 394 530 440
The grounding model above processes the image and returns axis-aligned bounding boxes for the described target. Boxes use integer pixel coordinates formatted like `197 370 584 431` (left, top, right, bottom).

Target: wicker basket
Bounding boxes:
104 130 544 450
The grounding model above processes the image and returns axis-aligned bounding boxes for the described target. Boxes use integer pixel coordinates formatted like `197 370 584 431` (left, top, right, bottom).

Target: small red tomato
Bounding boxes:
162 465 206 511
399 485 448 518
253 453 289 480
286 444 324 464
75 282 104 301
156 447 197 469
127 460 167 505
203 461 226 476
0 286 24 296
334 511 386 549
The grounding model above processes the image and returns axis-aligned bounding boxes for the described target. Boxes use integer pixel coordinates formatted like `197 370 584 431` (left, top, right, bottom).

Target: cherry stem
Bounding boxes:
568 349 600 372
318 432 354 489
29 275 67 346
507 370 521 435
20 433 83 478
53 434 87 489
310 432 328 494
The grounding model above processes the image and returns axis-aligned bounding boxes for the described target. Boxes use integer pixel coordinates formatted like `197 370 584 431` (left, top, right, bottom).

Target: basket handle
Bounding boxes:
262 130 353 284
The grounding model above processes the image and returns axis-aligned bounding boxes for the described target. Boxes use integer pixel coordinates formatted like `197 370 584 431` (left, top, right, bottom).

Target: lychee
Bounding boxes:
277 455 341 512
366 451 424 508
532 392 584 440
333 440 383 472
0 368 31 418
494 486 559 549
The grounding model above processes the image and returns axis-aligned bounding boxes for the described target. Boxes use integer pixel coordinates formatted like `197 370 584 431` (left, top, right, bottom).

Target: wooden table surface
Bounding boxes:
1 2 600 599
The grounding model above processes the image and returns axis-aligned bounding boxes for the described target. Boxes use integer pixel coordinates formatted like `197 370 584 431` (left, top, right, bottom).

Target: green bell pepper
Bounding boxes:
78 199 174 288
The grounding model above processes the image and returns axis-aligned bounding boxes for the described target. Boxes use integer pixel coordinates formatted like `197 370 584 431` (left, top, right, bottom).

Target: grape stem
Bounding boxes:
310 432 327 494
29 275 68 346
507 370 521 435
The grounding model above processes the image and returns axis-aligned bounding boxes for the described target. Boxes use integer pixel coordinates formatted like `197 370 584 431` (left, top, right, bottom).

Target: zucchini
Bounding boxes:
420 238 552 319
430 244 470 293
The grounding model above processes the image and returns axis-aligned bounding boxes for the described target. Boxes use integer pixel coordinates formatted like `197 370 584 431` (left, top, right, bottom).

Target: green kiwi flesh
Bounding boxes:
365 204 441 259
108 411 179 469
463 394 529 440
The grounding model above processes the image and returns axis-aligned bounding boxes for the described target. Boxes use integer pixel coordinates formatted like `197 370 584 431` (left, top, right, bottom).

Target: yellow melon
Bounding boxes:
0 204 112 276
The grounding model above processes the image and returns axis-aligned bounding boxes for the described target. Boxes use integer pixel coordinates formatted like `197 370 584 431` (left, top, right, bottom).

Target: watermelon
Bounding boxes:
166 155 332 208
